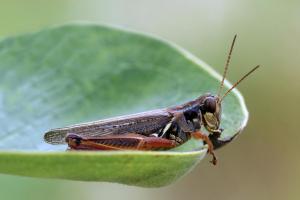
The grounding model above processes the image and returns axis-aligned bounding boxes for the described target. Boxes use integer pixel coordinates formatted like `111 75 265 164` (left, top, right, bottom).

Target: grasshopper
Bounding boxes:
44 35 259 165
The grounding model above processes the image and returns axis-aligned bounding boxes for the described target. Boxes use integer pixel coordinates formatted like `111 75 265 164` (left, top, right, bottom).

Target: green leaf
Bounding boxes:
0 24 248 187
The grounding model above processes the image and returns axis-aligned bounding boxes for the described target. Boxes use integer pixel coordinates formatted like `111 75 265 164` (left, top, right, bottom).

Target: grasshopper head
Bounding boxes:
197 35 260 136
201 95 223 135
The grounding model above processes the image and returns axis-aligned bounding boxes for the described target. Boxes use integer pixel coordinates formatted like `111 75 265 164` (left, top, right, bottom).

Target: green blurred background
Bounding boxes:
0 0 299 200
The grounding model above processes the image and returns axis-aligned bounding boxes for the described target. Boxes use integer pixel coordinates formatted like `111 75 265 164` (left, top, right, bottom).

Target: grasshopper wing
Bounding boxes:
44 109 173 144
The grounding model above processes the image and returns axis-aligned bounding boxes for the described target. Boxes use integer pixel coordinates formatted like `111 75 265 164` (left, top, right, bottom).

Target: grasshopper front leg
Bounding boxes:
66 133 177 151
192 131 217 165
172 112 217 165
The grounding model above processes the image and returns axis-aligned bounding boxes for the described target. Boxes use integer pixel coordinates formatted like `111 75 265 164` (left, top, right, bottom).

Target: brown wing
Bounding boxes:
44 109 173 144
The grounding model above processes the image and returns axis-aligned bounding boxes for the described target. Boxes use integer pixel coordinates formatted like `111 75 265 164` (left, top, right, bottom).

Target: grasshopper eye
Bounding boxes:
203 97 217 113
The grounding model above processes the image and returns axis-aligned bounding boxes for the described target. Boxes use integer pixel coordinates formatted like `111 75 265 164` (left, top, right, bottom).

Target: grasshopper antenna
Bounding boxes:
220 65 260 102
217 34 237 98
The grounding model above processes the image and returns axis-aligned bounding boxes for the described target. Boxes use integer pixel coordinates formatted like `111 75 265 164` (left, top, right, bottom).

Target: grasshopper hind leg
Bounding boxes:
65 133 177 151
